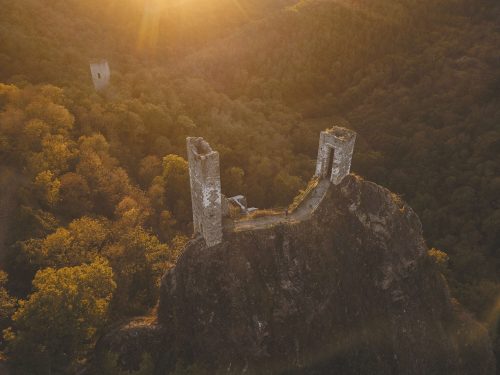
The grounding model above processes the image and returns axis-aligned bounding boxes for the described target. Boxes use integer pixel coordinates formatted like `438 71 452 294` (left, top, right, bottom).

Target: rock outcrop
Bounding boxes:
98 175 495 374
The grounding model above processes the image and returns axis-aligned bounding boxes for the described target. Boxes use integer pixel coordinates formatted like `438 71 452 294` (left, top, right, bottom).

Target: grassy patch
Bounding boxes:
288 176 319 213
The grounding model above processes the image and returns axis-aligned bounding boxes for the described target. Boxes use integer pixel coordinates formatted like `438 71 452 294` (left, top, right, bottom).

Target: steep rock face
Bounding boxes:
157 175 495 374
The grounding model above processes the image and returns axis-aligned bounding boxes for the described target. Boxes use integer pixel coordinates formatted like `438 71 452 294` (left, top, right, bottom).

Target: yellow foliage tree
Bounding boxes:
6 259 116 374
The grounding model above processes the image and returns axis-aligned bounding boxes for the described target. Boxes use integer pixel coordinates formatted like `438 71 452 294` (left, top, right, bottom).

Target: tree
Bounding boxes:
223 166 246 197
138 155 162 187
33 170 60 208
6 259 116 374
0 271 17 333
158 210 177 241
21 217 110 269
0 83 20 107
27 135 78 175
76 134 133 216
21 119 50 150
25 85 74 136
57 172 93 219
162 154 191 226
104 227 170 315
115 195 152 228
273 171 303 207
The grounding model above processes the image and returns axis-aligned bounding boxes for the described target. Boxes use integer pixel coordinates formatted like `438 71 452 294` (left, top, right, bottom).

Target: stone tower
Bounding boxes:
89 60 110 91
315 126 356 184
187 137 223 247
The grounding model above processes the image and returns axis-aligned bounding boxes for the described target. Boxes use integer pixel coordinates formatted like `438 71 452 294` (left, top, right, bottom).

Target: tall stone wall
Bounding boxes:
315 126 356 185
187 137 223 247
185 127 355 246
90 60 110 91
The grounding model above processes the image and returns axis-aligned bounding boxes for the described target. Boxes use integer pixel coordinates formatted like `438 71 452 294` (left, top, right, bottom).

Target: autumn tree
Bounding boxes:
104 226 170 315
159 154 191 227
138 155 163 187
0 271 17 334
5 259 116 374
21 217 110 269
76 134 133 216
57 172 93 219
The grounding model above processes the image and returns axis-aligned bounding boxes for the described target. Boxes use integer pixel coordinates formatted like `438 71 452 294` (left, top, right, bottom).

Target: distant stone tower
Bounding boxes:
187 137 223 247
315 126 356 184
89 60 110 91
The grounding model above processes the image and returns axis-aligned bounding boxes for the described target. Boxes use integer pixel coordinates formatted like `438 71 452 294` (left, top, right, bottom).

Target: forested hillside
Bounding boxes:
0 0 499 373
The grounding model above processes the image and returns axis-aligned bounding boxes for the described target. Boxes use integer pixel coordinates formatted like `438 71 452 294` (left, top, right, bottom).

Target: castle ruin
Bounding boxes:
90 59 110 91
187 137 223 247
315 126 356 184
187 125 356 247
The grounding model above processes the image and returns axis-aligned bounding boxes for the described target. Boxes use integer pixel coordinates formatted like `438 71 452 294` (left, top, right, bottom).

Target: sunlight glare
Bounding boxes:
137 0 164 53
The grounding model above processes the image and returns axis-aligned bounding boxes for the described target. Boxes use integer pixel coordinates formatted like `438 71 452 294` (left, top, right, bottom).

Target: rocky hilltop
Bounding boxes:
99 174 495 374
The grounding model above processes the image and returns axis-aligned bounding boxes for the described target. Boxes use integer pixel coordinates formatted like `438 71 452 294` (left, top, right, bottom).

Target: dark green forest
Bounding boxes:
0 0 499 373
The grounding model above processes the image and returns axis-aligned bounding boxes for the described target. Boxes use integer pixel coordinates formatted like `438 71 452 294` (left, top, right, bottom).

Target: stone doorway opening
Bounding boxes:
326 147 335 180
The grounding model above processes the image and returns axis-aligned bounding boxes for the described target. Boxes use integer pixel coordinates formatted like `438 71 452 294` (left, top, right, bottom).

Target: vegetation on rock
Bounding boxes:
0 0 498 372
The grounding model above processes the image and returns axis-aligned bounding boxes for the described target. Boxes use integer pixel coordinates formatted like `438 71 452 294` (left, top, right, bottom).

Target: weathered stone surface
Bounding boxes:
89 60 110 91
315 126 356 184
187 137 223 247
155 175 495 374
93 125 494 374
187 125 355 248
93 318 166 374
95 139 494 374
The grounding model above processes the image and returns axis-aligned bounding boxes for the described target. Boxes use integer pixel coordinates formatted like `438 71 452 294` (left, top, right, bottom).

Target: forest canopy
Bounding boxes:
0 0 499 373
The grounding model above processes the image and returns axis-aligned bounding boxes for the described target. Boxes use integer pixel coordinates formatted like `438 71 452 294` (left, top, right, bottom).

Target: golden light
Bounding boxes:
137 0 164 53
135 0 251 53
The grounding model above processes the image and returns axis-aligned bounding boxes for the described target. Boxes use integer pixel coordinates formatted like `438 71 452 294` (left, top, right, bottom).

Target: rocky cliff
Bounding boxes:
98 175 495 374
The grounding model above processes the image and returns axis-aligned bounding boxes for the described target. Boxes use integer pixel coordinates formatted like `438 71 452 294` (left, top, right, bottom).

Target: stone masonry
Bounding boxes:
187 137 223 247
186 125 355 247
315 126 356 184
90 59 110 91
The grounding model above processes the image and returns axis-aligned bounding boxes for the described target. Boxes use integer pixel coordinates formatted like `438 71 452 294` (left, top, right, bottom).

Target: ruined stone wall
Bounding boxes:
186 126 354 246
187 137 223 247
156 174 495 375
315 126 356 185
97 125 494 375
89 60 110 91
